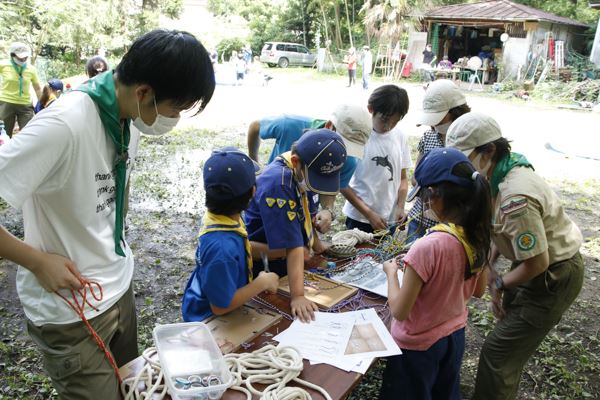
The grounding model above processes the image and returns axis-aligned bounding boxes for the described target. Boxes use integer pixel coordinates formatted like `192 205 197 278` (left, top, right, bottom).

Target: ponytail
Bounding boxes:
433 161 492 278
39 85 52 108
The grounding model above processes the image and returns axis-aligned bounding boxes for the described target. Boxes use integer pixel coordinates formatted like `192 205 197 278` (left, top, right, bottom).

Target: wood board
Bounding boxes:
277 273 358 309
204 303 282 354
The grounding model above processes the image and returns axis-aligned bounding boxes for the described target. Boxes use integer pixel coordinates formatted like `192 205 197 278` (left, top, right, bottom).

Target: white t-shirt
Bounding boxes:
343 127 412 224
0 91 140 326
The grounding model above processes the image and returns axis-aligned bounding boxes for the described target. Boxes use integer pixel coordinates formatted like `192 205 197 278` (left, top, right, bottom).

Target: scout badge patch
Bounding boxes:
516 232 536 251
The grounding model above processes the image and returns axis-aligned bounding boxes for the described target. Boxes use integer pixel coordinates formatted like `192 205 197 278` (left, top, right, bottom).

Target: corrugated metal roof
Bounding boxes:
424 0 588 28
590 1 600 10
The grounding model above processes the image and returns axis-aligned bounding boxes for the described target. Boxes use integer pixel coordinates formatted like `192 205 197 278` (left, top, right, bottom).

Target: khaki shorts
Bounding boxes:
0 100 34 137
27 285 138 400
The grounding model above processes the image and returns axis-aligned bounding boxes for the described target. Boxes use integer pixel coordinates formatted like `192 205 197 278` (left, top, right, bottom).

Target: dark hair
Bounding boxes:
39 84 56 108
474 137 511 163
423 162 492 279
116 29 215 114
368 84 409 118
86 56 109 78
205 186 254 215
447 104 471 122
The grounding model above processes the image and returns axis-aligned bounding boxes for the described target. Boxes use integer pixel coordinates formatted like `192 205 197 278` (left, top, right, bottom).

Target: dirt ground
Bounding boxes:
1 70 599 399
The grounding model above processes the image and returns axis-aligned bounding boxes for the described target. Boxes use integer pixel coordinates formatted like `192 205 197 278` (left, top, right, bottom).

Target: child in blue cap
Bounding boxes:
380 148 491 400
182 147 279 322
244 129 347 323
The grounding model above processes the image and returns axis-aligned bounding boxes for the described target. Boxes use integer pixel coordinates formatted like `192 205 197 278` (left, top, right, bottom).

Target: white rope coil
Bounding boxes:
224 344 332 400
331 228 375 247
121 347 168 400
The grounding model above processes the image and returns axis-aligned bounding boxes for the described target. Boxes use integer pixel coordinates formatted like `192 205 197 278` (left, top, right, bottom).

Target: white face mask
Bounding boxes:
12 57 25 67
422 200 441 222
434 121 452 136
132 97 180 136
471 152 492 177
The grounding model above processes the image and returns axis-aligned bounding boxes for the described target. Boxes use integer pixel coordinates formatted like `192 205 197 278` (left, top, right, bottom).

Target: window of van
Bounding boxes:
276 44 285 51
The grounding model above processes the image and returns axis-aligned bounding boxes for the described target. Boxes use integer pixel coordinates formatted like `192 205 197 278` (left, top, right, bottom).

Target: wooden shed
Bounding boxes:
420 0 589 80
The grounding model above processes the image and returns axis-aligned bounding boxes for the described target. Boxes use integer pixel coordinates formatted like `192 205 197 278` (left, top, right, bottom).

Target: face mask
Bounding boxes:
472 152 492 177
132 97 180 136
12 57 25 67
422 200 441 222
434 121 452 136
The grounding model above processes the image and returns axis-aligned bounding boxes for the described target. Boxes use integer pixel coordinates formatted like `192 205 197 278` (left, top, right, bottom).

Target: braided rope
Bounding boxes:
225 345 332 400
120 347 167 399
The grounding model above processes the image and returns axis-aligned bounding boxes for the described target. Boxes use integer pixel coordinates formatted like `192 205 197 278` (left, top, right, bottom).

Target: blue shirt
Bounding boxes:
244 158 318 250
259 115 358 189
181 231 249 322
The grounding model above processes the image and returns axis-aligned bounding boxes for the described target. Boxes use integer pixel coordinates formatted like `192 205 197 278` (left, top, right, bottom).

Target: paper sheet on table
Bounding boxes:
275 308 401 374
328 257 403 298
273 312 355 360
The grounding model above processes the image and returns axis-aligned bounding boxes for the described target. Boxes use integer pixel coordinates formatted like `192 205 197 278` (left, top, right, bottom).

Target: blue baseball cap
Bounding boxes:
407 148 475 202
295 129 347 195
203 147 258 199
48 79 64 91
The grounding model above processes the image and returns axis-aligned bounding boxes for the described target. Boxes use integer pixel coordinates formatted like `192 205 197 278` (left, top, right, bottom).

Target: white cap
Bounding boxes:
9 42 30 59
330 103 372 159
416 80 466 126
446 112 503 156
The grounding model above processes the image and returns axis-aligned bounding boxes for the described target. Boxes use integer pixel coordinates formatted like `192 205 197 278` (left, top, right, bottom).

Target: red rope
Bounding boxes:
56 279 122 385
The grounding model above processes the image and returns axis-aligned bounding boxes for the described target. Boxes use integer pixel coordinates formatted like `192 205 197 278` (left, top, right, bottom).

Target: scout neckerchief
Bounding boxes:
427 222 479 278
198 211 253 282
490 152 533 198
279 152 315 249
310 119 327 130
44 93 57 109
76 71 130 257
10 59 26 97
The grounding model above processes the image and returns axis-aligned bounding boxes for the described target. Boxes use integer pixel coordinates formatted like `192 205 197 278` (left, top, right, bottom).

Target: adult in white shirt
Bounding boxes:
0 29 215 399
362 45 373 90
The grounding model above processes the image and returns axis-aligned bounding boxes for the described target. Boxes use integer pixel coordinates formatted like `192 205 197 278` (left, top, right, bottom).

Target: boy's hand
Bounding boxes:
33 254 83 292
291 296 318 323
394 209 407 230
383 258 400 276
257 271 280 294
367 210 388 231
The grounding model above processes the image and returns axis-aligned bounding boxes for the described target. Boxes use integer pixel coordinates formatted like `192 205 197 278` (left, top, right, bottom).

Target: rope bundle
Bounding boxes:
121 348 167 399
224 345 332 400
331 228 376 247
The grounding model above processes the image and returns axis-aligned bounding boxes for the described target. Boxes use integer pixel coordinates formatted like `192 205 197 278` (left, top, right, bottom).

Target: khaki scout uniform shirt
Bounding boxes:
492 166 582 264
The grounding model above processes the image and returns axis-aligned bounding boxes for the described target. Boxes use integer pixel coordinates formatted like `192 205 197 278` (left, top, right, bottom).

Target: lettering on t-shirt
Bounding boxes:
95 171 116 213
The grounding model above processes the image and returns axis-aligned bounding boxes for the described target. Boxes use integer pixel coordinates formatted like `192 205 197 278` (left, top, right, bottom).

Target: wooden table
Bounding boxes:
121 291 387 399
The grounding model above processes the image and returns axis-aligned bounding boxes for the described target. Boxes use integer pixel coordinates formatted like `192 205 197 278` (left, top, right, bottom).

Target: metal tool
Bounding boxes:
260 252 270 273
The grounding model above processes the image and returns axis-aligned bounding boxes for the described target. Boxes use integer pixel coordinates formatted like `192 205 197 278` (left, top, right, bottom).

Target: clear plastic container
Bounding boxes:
153 322 233 399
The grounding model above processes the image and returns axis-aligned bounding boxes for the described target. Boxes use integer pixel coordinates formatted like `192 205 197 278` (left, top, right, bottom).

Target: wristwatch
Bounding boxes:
494 276 505 291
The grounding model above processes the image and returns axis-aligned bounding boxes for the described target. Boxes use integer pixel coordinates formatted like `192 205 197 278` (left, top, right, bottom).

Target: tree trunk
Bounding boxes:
301 0 307 47
344 0 353 48
333 2 343 49
319 2 330 46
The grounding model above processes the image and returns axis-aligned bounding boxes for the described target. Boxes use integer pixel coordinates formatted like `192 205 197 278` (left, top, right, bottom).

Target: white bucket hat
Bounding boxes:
416 80 466 126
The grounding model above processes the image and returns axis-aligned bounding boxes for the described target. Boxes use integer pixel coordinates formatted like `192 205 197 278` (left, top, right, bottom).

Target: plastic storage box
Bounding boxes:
153 322 233 399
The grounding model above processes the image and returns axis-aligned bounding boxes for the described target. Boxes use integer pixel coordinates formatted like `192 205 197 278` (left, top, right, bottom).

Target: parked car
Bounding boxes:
260 42 316 68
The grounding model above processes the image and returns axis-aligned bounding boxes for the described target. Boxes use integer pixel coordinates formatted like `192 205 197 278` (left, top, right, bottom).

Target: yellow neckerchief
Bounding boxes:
279 152 314 249
198 211 253 282
44 93 57 109
427 223 479 277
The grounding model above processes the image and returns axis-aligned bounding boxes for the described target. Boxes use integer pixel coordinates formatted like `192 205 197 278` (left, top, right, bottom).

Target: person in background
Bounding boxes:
182 148 279 322
345 47 357 87
85 55 110 78
34 79 63 113
244 129 347 323
209 48 218 67
342 84 412 233
246 103 372 233
362 45 373 90
446 112 584 400
405 80 470 244
0 29 215 399
421 44 436 82
0 42 42 137
380 147 490 400
438 56 453 70
235 53 246 85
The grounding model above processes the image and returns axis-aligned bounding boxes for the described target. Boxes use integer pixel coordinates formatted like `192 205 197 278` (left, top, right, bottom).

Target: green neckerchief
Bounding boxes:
311 119 327 129
490 152 533 197
76 71 130 257
10 59 26 97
